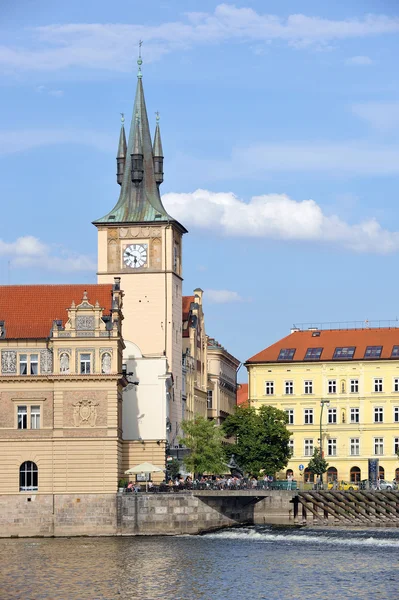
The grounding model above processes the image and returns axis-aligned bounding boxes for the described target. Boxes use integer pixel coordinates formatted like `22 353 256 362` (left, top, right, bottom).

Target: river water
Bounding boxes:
1 526 398 599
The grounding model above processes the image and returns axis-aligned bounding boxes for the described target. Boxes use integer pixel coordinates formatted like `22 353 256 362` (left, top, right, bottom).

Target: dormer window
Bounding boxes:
364 346 382 359
333 347 355 360
278 348 296 361
304 347 323 360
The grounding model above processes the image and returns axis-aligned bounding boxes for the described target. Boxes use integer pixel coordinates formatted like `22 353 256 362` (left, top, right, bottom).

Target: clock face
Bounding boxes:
123 244 148 269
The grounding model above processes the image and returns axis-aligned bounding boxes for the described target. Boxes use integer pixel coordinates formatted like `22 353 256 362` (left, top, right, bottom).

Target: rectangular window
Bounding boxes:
328 408 337 424
285 409 294 425
350 408 360 423
304 347 323 360
304 409 314 424
285 381 294 395
394 378 399 393
374 378 383 392
327 439 337 456
304 380 313 394
364 346 382 359
394 438 399 454
374 407 384 423
17 405 27 429
333 347 355 360
350 379 359 393
265 381 274 395
30 406 40 430
278 348 296 361
350 438 360 456
30 354 38 375
80 353 91 374
394 407 399 423
374 437 384 455
328 380 336 394
288 439 294 457
391 346 399 358
304 439 314 457
207 390 213 409
19 354 28 375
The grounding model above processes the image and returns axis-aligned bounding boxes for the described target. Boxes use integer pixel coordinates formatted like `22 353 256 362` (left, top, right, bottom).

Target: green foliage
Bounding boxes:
222 405 292 477
307 447 329 476
166 458 180 480
118 478 128 488
179 416 225 476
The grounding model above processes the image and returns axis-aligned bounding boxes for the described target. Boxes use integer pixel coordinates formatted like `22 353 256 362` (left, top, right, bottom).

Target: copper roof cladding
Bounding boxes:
0 284 113 339
246 328 399 364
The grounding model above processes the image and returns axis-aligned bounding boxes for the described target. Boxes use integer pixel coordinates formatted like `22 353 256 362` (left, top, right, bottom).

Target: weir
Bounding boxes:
293 490 399 525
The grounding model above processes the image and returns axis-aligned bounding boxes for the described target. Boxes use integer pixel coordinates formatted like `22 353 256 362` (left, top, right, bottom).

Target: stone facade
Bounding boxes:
207 338 240 425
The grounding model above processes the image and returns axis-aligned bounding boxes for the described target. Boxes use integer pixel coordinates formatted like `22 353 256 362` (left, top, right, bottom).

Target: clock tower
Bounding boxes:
93 55 187 440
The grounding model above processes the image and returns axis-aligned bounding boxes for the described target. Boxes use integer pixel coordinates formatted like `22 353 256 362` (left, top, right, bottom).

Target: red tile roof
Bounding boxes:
182 296 194 319
246 328 399 363
0 284 113 339
237 383 248 406
182 296 195 338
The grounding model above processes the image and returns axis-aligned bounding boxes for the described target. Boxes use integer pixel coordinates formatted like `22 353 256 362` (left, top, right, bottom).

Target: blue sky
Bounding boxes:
1 1 399 379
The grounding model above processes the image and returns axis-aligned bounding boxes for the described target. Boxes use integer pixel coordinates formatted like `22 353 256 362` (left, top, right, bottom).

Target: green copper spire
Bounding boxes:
116 113 127 185
94 50 185 227
153 112 164 186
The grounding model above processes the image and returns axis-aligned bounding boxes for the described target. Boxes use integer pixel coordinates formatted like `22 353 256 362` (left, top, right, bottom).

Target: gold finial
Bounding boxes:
120 112 125 124
155 111 160 123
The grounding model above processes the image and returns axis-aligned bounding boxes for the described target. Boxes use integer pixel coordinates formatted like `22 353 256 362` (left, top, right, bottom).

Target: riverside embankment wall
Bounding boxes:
0 491 296 538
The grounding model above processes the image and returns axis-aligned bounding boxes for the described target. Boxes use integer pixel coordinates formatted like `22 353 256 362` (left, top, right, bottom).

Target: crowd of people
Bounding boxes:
123 474 294 492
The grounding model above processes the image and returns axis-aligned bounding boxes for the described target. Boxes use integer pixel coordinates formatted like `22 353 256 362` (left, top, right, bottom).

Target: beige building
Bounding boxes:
207 337 241 425
93 57 187 464
0 282 125 494
182 289 208 421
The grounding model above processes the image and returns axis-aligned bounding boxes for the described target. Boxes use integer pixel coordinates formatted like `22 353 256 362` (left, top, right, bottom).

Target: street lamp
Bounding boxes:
319 399 330 487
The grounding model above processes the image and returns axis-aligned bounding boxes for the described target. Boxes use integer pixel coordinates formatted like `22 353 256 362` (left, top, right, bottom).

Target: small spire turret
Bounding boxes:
116 113 127 186
153 112 164 186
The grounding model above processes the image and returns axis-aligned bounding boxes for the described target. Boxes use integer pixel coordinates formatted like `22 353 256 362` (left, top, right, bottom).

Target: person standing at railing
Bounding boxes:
287 474 293 490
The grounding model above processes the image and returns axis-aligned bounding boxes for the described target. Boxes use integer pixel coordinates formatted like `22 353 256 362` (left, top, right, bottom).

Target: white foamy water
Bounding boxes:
203 527 399 547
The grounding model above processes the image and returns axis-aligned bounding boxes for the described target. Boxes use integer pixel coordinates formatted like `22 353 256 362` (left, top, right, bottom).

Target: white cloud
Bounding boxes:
35 85 64 96
205 289 246 304
352 102 399 131
162 189 399 254
0 6 398 73
175 140 399 180
345 55 374 66
0 235 96 272
0 129 113 156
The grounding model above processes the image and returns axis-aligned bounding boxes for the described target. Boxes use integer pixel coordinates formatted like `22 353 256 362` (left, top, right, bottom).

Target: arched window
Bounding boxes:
395 468 399 482
379 466 385 479
286 469 294 478
20 461 38 492
350 466 361 482
304 468 314 483
327 467 338 482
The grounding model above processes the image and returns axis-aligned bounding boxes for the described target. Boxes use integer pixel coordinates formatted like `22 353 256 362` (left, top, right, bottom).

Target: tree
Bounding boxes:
166 458 181 481
222 405 292 477
179 416 225 476
307 447 329 477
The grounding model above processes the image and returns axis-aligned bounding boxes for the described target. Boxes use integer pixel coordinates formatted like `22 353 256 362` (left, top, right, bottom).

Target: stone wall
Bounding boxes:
118 493 255 535
0 491 295 538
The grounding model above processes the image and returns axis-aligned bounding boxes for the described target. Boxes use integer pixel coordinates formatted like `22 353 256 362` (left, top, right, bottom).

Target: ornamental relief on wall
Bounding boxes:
73 399 99 427
40 349 53 374
1 351 17 374
64 390 107 428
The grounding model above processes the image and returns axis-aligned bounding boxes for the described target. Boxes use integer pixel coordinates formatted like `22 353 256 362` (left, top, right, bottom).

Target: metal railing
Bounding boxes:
121 479 298 493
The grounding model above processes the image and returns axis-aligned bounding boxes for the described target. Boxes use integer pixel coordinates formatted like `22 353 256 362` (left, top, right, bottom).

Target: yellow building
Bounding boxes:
246 326 399 484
